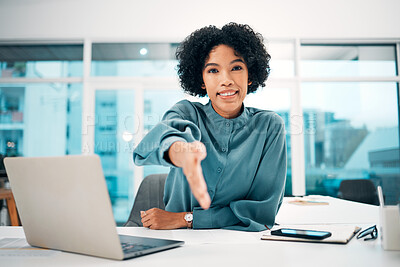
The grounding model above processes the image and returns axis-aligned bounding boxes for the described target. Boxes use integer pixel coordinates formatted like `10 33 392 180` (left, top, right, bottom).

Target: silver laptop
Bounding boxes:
4 155 184 260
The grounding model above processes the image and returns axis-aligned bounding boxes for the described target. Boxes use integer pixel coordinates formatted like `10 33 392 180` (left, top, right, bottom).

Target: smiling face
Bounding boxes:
202 44 250 119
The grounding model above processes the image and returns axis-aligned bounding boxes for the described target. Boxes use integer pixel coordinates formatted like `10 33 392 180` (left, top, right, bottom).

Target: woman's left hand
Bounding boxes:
140 208 187 230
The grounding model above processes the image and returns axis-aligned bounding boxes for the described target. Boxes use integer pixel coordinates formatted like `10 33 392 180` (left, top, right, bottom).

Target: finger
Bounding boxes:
188 162 207 191
141 215 151 224
146 208 157 214
142 214 153 226
183 142 210 209
197 191 211 210
193 181 211 210
142 220 152 228
140 211 146 218
142 208 156 218
186 165 210 210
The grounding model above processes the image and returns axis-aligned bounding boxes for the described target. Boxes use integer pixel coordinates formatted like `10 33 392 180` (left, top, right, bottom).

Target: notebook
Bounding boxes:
4 155 184 260
261 224 361 244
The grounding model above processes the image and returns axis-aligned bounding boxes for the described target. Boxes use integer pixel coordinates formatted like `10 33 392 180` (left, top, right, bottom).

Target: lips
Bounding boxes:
217 90 238 97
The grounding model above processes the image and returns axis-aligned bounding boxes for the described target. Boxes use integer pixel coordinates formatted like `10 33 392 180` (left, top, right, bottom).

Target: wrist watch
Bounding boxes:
184 212 193 229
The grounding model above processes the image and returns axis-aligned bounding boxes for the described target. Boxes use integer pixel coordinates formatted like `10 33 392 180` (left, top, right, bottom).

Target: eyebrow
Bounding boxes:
204 58 245 69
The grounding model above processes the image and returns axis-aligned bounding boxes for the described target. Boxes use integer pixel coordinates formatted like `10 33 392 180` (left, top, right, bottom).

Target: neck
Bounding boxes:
211 103 243 119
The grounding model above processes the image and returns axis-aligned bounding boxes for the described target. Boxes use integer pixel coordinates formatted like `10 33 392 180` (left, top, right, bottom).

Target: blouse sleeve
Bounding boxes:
133 101 202 167
193 114 287 232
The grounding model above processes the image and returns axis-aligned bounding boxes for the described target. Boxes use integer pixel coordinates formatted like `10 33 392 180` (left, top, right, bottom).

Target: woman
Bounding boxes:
133 23 286 232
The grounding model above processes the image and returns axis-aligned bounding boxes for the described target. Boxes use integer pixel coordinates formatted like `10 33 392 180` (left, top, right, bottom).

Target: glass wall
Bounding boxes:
0 43 84 225
301 45 397 77
91 43 178 77
88 42 182 223
94 89 136 224
0 44 83 78
301 44 400 204
142 89 187 178
0 43 84 158
1 40 399 224
302 82 399 202
0 83 82 158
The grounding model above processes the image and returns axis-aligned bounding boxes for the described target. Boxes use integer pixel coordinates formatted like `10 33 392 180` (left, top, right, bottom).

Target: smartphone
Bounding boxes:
271 228 332 240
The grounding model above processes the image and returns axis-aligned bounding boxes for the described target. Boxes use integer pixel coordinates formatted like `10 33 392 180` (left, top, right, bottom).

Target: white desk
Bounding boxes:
1 197 400 267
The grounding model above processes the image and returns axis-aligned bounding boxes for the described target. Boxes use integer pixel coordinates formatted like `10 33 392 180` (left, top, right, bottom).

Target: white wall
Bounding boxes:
0 0 399 41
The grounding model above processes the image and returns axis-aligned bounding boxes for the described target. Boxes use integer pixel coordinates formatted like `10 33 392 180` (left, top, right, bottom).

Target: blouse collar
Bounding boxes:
205 100 250 130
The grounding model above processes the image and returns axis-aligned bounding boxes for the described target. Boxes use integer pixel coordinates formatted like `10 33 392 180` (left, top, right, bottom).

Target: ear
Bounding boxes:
201 83 206 89
248 81 252 86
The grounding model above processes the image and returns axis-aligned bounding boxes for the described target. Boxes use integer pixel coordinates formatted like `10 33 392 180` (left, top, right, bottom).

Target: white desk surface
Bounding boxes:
1 196 400 267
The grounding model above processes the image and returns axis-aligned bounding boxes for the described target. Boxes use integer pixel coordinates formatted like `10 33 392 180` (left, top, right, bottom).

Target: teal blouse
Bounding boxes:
133 100 286 232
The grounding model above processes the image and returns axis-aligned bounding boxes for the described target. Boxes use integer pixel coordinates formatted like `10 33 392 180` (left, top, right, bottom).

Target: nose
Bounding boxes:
220 70 234 87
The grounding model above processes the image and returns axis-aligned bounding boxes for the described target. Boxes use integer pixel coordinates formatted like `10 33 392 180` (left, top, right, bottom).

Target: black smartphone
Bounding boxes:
271 228 332 240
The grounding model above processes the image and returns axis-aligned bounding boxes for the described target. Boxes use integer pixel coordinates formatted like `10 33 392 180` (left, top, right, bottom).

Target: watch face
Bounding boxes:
185 213 193 222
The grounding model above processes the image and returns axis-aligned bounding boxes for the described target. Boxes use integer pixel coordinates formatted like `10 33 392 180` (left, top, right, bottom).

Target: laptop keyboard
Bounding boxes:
121 242 156 254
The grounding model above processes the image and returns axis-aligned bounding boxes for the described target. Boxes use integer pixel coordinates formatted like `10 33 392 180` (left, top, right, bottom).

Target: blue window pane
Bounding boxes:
95 89 135 224
92 60 178 77
91 43 178 77
302 82 400 204
0 84 82 158
143 89 186 177
301 45 397 77
0 44 83 78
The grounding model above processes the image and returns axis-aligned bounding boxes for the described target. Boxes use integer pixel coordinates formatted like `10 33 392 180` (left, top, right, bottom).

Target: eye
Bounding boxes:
232 66 243 71
207 68 219 73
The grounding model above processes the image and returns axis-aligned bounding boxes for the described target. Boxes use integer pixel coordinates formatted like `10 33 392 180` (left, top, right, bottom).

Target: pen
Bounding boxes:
377 186 384 207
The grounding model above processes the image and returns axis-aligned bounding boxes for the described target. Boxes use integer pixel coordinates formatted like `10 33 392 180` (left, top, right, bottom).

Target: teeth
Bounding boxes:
220 92 235 96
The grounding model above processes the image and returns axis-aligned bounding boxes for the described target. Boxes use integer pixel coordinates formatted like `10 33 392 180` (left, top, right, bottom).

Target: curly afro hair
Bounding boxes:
176 22 271 97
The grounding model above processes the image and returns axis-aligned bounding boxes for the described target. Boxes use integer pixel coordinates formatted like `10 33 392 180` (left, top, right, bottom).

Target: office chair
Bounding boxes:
124 173 168 227
337 179 379 205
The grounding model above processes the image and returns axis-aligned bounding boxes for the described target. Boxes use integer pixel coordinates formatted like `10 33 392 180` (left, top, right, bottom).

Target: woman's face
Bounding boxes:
202 44 250 119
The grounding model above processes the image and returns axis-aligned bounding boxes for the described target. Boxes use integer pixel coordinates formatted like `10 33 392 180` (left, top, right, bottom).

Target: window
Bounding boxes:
0 83 82 157
300 43 400 204
301 45 397 77
141 89 188 178
0 44 83 78
302 82 399 199
91 43 178 77
1 40 399 223
94 89 136 224
0 43 83 157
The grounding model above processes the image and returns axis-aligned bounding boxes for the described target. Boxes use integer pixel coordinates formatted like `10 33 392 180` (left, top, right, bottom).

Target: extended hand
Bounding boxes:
169 141 211 209
140 208 186 230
